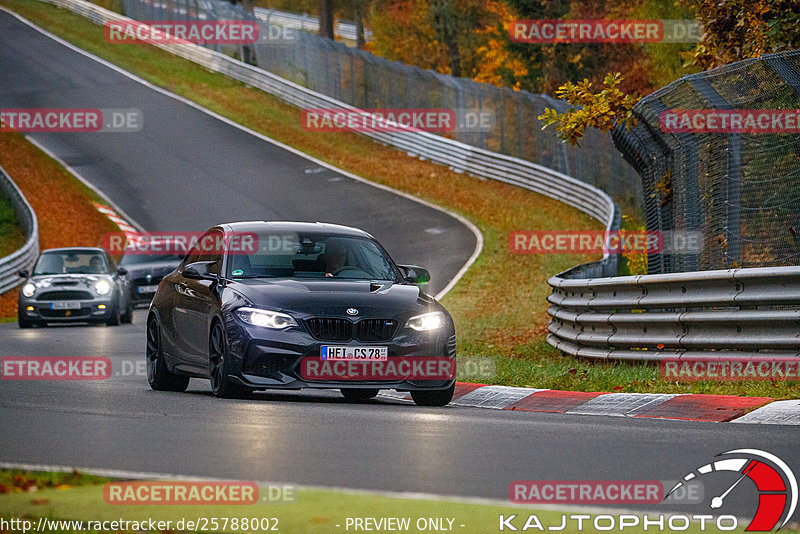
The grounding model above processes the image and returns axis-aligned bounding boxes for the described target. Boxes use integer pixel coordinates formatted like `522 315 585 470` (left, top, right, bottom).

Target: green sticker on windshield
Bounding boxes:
232 269 244 277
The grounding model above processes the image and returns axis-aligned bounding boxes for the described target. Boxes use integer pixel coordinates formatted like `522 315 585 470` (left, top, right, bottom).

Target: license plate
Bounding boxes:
137 285 159 293
50 301 81 310
321 346 388 361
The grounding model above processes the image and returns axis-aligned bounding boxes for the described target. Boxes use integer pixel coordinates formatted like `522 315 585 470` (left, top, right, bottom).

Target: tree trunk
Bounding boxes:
354 0 365 49
319 0 334 39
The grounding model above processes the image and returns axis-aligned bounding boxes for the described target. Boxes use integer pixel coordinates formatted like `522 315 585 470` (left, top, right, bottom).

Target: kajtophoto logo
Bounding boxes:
666 449 797 532
500 449 796 531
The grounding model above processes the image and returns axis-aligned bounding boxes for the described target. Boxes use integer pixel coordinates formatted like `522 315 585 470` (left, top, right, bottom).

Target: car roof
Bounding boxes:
218 221 373 238
40 247 107 254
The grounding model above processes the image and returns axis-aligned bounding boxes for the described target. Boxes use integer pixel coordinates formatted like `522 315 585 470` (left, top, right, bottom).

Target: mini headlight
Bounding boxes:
235 307 297 329
95 280 112 295
22 283 36 298
405 311 445 331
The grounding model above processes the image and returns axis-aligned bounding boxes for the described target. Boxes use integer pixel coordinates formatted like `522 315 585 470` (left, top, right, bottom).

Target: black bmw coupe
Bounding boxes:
146 221 456 406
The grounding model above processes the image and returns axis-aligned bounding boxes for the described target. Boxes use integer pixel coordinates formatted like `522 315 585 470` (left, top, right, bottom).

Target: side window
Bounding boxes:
105 252 117 273
181 230 224 275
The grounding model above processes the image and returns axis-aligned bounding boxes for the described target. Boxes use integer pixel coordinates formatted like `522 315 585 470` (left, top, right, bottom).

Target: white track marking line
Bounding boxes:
24 135 146 232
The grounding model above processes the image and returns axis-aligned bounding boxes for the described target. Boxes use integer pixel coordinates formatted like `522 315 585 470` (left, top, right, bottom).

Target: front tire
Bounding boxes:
17 309 38 328
411 383 454 407
105 301 120 326
209 320 249 399
341 388 379 402
146 316 189 392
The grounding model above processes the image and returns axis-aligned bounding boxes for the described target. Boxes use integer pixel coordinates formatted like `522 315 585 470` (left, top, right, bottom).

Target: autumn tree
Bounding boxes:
684 0 800 69
367 0 513 78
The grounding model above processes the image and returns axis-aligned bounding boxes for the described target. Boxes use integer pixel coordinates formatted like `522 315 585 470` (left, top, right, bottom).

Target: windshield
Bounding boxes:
33 251 108 275
227 233 399 281
119 253 185 266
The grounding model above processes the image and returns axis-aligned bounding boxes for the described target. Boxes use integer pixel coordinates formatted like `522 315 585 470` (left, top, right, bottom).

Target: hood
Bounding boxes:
29 273 112 290
228 279 436 317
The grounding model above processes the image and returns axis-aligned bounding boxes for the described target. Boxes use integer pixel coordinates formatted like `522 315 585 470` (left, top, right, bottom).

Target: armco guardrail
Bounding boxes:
253 8 372 42
34 0 620 278
0 164 39 294
547 266 800 359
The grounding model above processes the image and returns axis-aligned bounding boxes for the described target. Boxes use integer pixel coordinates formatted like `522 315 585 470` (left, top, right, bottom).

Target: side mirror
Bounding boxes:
399 265 431 284
18 270 29 279
116 267 128 276
182 261 217 280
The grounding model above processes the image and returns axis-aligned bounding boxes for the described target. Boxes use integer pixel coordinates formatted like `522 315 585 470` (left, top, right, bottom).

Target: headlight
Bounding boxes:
95 280 112 295
405 311 445 331
235 307 297 329
22 283 36 298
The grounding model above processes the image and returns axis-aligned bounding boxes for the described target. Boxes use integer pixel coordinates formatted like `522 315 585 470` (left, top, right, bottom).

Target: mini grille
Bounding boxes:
36 290 93 301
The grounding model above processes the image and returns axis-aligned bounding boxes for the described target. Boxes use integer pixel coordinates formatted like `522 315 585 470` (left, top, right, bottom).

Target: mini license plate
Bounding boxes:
50 301 81 310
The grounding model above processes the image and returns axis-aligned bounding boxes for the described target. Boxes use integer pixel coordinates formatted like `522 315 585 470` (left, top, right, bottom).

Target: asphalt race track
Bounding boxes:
0 8 799 523
0 9 476 296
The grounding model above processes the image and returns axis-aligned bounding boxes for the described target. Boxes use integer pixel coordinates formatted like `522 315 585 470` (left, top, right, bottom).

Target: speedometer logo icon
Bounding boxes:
666 449 797 531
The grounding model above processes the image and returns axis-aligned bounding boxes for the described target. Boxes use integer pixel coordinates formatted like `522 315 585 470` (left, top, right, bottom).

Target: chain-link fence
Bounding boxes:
613 49 800 274
121 0 642 215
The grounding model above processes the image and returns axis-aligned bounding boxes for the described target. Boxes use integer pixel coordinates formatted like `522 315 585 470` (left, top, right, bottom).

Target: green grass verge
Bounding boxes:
0 192 25 258
0 470 755 534
1 0 798 399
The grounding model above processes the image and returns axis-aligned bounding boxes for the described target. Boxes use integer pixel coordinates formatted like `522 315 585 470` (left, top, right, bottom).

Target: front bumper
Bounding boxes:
224 313 456 391
18 296 116 323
